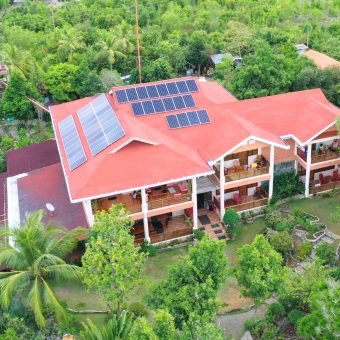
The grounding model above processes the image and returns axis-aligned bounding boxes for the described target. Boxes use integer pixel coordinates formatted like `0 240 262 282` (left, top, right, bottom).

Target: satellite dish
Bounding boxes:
45 203 55 216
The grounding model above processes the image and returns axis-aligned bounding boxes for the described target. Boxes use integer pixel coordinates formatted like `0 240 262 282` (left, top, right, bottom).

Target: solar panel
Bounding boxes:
115 89 128 103
58 116 87 171
166 115 180 129
186 79 199 92
176 80 189 93
77 94 125 155
131 95 195 116
166 110 211 129
197 109 210 124
114 79 199 103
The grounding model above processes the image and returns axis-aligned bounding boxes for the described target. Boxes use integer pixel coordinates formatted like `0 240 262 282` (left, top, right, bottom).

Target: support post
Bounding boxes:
141 188 150 242
83 200 94 227
219 158 225 219
269 145 275 199
192 177 198 230
305 143 312 197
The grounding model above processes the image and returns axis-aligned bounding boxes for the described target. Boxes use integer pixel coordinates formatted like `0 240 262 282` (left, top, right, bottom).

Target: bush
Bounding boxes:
275 218 295 232
266 302 285 321
264 209 282 228
128 302 149 318
297 241 313 260
272 170 304 200
140 241 157 257
315 242 337 266
193 229 205 241
279 295 301 312
268 231 293 258
227 225 238 238
288 309 304 325
223 209 240 227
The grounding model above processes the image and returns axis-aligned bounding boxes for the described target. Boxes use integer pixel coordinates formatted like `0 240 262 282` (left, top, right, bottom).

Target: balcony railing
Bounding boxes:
225 166 270 182
309 180 340 194
148 193 192 210
298 149 340 164
214 195 268 212
150 226 193 243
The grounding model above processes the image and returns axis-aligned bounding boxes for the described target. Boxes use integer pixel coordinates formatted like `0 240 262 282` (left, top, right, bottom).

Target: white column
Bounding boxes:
192 178 198 230
294 142 298 174
269 145 275 199
219 158 225 219
305 143 312 197
141 188 150 242
83 200 94 226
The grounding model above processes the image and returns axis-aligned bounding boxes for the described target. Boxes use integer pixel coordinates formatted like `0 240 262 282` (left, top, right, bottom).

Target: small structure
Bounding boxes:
209 53 243 68
295 43 340 69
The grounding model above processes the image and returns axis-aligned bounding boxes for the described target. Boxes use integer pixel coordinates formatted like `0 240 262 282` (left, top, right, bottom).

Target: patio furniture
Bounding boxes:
233 159 243 171
234 193 242 205
332 170 340 181
178 181 188 192
319 173 330 185
254 186 265 199
168 186 176 194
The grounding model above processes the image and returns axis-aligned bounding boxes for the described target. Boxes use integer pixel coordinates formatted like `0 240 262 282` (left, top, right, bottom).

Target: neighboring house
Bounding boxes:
295 43 340 69
209 53 243 68
5 77 340 245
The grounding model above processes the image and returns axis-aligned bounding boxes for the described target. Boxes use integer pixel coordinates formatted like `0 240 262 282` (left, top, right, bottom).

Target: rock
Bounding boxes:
241 331 253 340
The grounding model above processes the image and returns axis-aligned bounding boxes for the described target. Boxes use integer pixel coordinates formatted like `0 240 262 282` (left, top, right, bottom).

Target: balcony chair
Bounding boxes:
233 193 242 205
254 186 265 199
178 181 188 192
332 170 340 181
233 159 243 172
319 173 330 185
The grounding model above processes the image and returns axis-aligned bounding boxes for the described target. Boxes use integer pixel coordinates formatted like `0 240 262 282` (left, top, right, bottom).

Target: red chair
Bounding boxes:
234 193 242 205
332 170 340 181
319 173 329 185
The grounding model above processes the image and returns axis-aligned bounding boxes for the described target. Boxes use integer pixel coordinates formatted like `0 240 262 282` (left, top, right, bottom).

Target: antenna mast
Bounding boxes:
134 0 142 83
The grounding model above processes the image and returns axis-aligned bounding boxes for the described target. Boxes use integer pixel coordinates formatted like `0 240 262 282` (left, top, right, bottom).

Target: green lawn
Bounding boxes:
286 192 340 236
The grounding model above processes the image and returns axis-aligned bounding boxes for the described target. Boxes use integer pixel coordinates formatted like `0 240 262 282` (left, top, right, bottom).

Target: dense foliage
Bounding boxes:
0 0 339 119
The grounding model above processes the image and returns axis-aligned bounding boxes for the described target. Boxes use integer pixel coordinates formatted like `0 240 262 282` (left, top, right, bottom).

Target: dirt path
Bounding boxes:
216 302 270 339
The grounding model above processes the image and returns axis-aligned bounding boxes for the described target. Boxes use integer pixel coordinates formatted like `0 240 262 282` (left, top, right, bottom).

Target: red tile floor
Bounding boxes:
197 209 229 240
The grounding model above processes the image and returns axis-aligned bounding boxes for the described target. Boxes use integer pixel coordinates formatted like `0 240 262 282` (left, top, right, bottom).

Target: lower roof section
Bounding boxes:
17 163 88 229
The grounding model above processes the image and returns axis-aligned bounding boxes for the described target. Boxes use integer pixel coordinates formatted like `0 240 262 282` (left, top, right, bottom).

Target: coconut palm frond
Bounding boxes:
45 264 81 281
80 319 104 340
34 253 65 274
0 271 31 309
0 247 28 270
28 277 46 328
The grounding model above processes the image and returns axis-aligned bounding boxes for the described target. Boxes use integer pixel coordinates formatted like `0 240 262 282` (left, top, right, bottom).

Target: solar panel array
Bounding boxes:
58 116 87 171
77 94 125 156
115 79 199 103
131 94 196 116
166 110 211 129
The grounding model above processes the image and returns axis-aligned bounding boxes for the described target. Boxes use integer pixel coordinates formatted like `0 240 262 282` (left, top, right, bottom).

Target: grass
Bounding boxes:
286 192 340 236
52 218 266 324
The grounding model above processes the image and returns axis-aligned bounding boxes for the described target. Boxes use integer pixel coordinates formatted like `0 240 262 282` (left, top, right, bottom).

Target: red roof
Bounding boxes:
17 163 88 229
7 140 60 176
50 78 340 202
304 49 340 69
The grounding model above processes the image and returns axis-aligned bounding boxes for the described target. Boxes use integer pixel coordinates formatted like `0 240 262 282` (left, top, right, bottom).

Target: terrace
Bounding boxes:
214 153 270 183
214 186 268 212
297 147 340 164
93 181 192 217
309 170 340 194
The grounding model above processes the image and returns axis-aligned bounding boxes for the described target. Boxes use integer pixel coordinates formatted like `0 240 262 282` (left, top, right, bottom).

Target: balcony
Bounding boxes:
309 177 340 194
132 215 193 244
298 148 340 164
214 187 268 212
94 193 142 215
148 193 192 210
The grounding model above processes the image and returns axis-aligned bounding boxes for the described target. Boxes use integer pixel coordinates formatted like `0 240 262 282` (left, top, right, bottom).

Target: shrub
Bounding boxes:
227 225 238 238
223 209 240 227
272 170 304 200
264 209 282 229
297 241 313 260
279 295 301 312
288 309 304 325
128 302 149 318
275 218 295 232
193 229 205 241
315 242 337 266
140 241 157 257
266 302 285 321
268 231 293 258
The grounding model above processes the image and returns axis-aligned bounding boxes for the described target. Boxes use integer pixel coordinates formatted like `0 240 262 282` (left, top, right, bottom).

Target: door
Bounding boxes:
197 193 205 209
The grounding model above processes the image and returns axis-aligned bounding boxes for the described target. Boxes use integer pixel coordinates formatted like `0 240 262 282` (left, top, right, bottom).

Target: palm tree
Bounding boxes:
58 29 85 59
112 22 134 56
80 310 133 340
96 36 126 71
0 210 84 328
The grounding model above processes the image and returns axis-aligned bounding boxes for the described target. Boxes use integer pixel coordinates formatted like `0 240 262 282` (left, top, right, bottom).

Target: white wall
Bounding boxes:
172 209 184 217
224 190 239 200
313 167 335 181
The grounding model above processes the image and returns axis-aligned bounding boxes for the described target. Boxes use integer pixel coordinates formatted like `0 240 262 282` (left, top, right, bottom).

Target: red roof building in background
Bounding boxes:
6 77 340 244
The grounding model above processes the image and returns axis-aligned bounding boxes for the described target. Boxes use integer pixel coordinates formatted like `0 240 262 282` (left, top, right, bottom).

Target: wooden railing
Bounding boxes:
225 166 270 182
309 181 340 194
148 193 192 210
298 149 340 164
125 204 142 214
151 226 193 243
214 195 268 212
